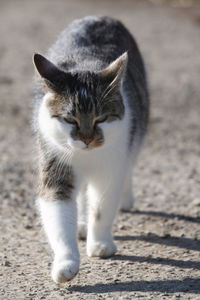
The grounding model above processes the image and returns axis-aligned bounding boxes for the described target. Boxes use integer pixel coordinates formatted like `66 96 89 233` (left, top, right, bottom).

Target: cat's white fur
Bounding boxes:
37 92 134 283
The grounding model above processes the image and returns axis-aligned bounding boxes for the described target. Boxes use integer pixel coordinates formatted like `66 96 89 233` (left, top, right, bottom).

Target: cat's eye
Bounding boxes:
63 117 79 127
94 114 120 125
95 115 108 124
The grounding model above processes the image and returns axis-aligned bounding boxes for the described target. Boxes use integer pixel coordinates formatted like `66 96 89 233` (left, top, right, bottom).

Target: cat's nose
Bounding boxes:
81 137 93 145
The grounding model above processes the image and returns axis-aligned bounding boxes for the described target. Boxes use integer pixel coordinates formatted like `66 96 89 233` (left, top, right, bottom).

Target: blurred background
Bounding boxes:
0 0 200 299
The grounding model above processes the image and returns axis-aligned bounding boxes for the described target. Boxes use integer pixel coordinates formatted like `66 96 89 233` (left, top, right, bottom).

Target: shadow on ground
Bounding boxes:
115 233 200 252
69 277 200 294
131 210 200 224
111 254 200 270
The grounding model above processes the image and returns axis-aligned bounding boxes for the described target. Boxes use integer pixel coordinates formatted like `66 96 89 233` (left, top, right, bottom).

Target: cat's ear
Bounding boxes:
33 53 67 91
100 52 128 84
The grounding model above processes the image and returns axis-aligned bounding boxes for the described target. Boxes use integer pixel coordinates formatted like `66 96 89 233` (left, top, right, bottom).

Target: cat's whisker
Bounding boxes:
54 150 72 178
98 81 118 105
54 153 67 178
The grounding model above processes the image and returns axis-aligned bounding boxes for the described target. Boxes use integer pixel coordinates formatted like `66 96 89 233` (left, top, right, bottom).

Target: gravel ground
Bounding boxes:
0 0 200 299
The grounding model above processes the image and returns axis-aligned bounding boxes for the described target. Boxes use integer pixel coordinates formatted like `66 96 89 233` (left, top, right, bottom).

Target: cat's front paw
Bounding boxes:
87 240 117 258
51 259 79 283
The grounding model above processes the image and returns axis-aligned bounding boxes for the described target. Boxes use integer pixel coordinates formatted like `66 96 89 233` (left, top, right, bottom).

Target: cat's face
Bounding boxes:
34 53 127 152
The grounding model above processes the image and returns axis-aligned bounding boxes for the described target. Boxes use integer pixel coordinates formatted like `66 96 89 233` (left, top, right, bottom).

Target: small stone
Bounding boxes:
191 198 200 206
118 225 126 230
3 261 11 267
24 224 33 229
144 202 153 207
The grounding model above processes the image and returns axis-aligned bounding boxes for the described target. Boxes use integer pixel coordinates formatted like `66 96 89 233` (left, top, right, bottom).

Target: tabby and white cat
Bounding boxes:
33 16 149 283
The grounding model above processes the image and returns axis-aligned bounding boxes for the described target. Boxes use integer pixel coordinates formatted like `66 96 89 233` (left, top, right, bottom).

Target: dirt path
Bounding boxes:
0 1 200 299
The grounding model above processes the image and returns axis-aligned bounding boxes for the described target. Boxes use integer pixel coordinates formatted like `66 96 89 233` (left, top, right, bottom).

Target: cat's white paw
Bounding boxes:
120 195 134 211
87 240 117 258
78 222 87 240
51 259 79 283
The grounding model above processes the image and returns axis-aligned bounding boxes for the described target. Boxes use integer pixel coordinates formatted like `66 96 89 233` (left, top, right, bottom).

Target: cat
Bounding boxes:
33 16 149 283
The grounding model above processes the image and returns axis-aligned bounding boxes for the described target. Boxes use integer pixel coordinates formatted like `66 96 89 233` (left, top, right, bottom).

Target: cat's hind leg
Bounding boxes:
120 165 135 211
77 184 88 240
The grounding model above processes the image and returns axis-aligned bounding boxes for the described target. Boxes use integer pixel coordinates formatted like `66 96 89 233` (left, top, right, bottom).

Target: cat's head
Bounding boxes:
33 52 127 152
